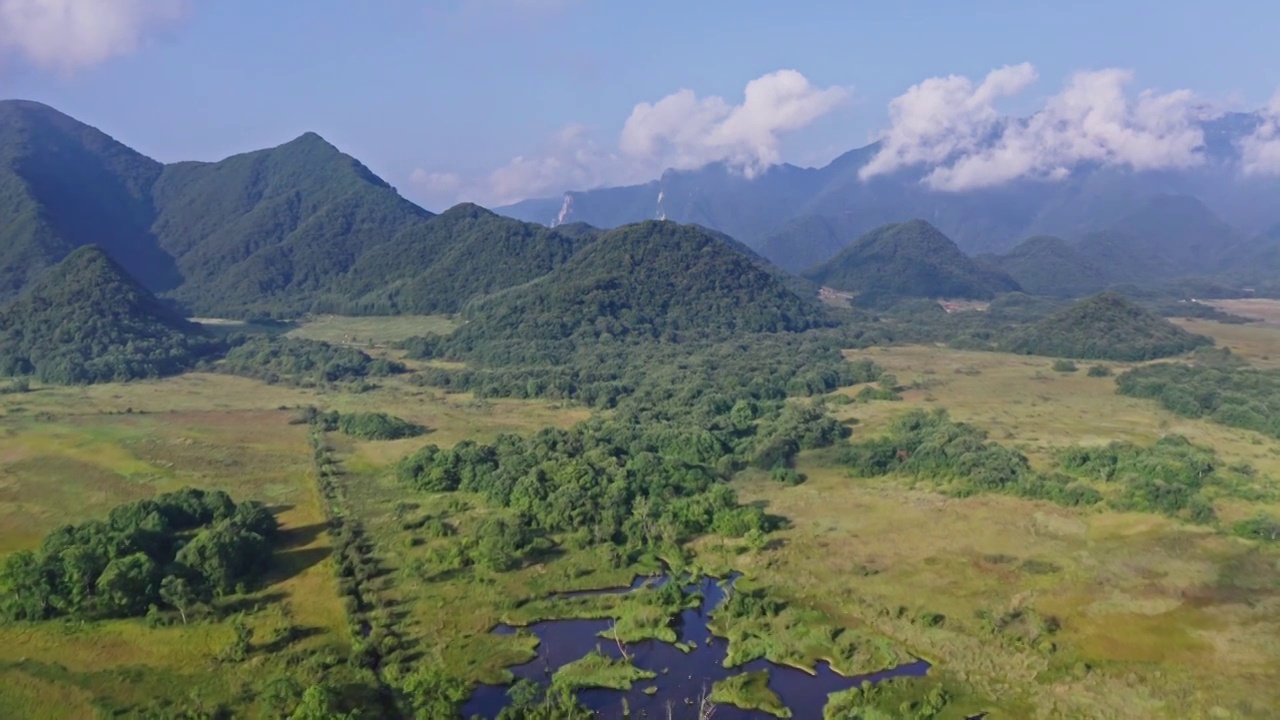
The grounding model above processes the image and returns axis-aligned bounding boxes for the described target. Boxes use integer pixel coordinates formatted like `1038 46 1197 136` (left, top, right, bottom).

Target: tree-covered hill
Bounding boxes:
337 203 598 315
151 132 435 316
980 235 1112 298
801 220 1021 302
1007 291 1212 361
0 245 215 383
0 100 178 298
446 220 833 353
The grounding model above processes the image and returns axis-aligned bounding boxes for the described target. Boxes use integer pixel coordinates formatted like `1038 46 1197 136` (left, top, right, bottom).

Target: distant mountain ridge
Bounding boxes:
499 113 1280 271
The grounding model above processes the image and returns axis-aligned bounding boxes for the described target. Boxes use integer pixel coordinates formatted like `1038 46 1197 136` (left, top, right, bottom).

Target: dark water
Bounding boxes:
463 575 931 719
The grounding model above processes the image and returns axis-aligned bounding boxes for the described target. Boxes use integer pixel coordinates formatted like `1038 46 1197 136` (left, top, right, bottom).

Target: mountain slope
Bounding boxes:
983 235 1112 297
802 220 1021 301
339 203 597 314
1075 194 1245 284
450 220 832 349
151 132 434 315
1007 291 1212 361
0 246 212 383
0 100 177 298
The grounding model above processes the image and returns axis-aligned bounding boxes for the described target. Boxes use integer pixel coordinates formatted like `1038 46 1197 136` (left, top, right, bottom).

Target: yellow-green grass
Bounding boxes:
551 649 656 691
710 670 790 718
696 334 1280 718
1173 317 1280 369
285 314 456 346
0 380 349 715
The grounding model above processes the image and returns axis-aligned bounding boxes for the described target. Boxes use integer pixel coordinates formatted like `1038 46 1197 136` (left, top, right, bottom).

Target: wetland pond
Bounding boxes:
463 574 931 719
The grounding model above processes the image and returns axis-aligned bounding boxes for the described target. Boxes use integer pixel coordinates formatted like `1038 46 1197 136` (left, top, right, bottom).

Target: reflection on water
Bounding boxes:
464 575 931 719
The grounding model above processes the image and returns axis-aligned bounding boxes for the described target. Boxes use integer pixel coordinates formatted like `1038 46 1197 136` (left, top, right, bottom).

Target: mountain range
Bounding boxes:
2 97 1278 333
499 114 1280 274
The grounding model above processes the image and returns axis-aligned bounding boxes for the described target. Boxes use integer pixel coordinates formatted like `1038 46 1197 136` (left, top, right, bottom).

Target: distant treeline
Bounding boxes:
0 488 278 622
1117 356 1280 438
220 335 405 386
842 409 1262 526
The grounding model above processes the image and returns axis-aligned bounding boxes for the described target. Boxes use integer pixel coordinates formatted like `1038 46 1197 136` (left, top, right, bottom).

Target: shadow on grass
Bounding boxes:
269 547 332 585
279 521 328 548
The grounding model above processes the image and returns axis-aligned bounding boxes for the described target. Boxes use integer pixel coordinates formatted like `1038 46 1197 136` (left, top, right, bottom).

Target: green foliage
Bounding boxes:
0 246 214 384
710 670 791 718
982 235 1110 298
219 335 405 386
825 678 952 720
1086 364 1113 377
1051 359 1079 373
305 408 425 440
337 203 598 315
802 220 1021 302
445 220 833 350
1008 292 1213 361
0 488 278 621
550 648 657 691
1232 514 1280 542
398 666 469 719
1116 361 1280 438
848 408 1257 523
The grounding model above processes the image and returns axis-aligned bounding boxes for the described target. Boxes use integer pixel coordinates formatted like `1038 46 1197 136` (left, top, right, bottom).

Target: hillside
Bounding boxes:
0 246 213 383
0 100 177 298
151 132 435 316
983 236 1112 297
448 220 832 349
801 220 1021 302
338 204 596 314
1007 291 1212 361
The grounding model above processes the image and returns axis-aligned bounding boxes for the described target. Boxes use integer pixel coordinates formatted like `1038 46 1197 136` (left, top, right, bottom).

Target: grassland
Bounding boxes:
689 317 1280 718
3 313 1279 718
551 649 657 691
284 314 456 346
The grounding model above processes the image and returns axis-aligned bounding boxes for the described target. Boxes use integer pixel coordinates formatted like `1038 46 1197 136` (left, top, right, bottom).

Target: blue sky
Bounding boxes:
2 0 1278 209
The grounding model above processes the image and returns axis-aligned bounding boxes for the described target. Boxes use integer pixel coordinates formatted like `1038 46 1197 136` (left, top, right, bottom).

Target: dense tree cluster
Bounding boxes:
219 335 405 386
0 488 278 621
1007 292 1212 361
1116 358 1280 438
403 330 880 409
842 409 1252 523
302 407 426 440
0 246 214 384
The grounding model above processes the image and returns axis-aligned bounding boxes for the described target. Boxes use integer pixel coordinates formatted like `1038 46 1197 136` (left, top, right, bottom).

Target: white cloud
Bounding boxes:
0 0 186 72
1239 93 1280 177
862 65 1213 191
620 69 849 178
413 70 847 207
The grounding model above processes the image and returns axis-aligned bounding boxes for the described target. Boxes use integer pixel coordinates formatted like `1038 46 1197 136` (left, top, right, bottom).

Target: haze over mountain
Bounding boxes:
499 114 1280 273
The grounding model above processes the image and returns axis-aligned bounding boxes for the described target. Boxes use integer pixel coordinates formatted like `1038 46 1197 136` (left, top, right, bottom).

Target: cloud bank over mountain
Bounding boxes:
861 65 1215 191
410 62 1280 210
411 69 848 208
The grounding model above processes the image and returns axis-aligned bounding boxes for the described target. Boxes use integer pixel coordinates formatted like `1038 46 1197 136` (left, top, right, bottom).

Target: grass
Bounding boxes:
710 670 791 718
284 314 456 346
696 321 1280 718
551 649 656 691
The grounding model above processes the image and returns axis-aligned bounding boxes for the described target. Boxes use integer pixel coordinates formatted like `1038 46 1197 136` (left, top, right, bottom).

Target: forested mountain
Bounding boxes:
0 246 213 383
337 203 598 315
979 236 1112 298
151 132 434 315
0 100 177 297
802 220 1020 302
1008 291 1212 361
446 220 832 352
0 101 614 318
